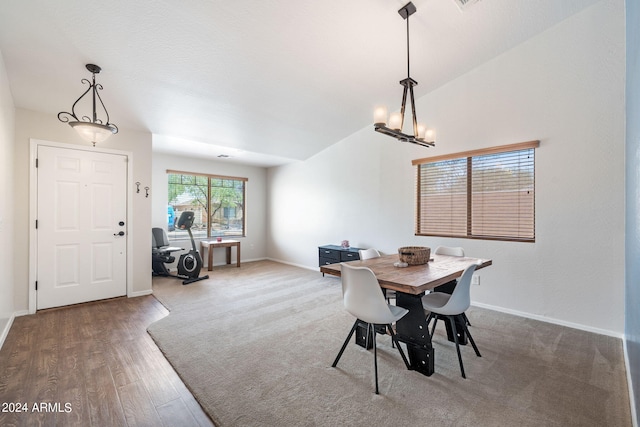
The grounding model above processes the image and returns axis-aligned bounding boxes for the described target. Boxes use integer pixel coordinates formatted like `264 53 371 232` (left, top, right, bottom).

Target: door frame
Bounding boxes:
28 139 134 314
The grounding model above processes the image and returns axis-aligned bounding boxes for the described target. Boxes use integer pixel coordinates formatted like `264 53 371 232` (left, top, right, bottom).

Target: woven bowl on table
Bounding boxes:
397 246 431 265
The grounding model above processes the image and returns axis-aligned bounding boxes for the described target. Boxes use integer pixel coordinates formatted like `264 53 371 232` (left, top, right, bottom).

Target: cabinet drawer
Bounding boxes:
319 256 338 266
340 251 360 262
318 248 340 262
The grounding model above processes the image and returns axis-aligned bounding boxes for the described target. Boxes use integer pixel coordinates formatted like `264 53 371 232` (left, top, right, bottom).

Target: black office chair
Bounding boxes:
151 227 183 276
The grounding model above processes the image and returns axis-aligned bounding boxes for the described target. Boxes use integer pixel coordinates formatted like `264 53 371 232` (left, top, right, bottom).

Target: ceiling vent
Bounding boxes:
453 0 482 11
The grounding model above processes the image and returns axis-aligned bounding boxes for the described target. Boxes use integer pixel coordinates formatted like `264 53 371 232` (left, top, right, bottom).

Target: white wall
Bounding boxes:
625 0 640 422
152 152 268 266
0 50 15 339
12 109 153 312
268 0 625 335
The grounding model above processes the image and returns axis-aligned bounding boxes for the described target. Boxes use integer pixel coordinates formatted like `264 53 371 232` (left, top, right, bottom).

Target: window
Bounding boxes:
413 140 539 242
167 170 247 240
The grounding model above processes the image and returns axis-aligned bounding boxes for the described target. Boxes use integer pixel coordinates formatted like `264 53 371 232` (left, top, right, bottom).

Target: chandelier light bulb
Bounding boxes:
425 128 436 142
417 124 426 140
374 106 388 126
389 112 403 131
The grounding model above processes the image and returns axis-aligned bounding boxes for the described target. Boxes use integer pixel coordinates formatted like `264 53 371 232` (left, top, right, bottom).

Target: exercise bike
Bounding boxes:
152 211 209 285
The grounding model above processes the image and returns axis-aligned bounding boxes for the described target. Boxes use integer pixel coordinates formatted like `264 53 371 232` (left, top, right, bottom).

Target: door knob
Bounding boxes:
114 231 125 236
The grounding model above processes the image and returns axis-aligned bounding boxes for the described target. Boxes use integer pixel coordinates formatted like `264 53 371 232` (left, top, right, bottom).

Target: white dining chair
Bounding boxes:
332 263 410 394
422 263 481 378
433 246 471 326
358 248 381 260
434 246 465 257
358 248 395 303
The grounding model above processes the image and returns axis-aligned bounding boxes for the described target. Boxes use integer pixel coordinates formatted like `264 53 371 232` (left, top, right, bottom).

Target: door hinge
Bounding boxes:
35 158 38 168
35 219 38 229
35 281 38 291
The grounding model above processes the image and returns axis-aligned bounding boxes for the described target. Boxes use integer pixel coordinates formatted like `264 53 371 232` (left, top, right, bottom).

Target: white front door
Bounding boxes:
36 145 128 310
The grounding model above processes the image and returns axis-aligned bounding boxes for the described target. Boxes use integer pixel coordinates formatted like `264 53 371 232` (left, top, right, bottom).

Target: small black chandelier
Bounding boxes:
58 64 118 146
374 2 435 148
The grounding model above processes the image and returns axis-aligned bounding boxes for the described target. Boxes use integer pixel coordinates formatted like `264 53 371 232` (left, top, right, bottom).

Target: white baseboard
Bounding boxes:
237 257 268 264
129 289 154 298
204 257 268 269
471 301 623 338
265 257 318 272
0 313 15 350
624 338 639 427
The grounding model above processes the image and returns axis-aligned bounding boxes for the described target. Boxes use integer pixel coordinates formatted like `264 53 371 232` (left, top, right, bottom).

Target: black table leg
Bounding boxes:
394 292 435 376
354 322 387 349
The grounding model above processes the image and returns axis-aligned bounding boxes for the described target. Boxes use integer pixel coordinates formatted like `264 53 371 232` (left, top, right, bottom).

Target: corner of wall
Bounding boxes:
627 0 640 425
0 48 17 331
0 314 15 350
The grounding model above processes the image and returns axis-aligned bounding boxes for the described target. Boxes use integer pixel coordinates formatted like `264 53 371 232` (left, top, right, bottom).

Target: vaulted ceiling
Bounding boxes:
0 0 600 166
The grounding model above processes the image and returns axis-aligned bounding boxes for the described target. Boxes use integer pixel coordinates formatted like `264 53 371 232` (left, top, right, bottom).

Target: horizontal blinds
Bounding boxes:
416 142 537 242
471 148 535 240
418 158 468 236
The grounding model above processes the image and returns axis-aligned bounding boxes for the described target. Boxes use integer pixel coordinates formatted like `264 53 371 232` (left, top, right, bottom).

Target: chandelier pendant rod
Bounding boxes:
406 8 411 80
90 72 98 124
68 83 92 123
400 83 408 131
409 83 418 138
373 1 434 148
400 3 418 138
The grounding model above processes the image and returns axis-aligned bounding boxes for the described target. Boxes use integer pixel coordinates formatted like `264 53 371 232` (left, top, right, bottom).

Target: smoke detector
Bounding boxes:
453 0 482 11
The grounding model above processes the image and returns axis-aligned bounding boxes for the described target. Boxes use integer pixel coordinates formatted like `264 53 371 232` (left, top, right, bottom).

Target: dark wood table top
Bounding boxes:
200 240 240 247
320 253 492 295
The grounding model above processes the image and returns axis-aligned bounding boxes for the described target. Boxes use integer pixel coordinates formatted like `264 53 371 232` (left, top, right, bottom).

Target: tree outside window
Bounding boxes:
167 172 246 240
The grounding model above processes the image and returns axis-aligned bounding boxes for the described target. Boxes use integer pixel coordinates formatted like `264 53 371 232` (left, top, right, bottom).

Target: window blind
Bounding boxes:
415 141 538 242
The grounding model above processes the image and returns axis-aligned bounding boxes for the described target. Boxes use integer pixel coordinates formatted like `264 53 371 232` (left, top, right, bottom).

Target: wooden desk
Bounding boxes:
321 254 492 376
200 240 241 271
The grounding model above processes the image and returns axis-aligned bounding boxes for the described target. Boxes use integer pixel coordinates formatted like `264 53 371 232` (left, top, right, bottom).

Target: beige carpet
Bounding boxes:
148 260 631 427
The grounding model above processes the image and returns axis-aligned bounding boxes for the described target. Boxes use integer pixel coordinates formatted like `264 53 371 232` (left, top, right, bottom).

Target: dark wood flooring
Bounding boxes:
0 296 214 427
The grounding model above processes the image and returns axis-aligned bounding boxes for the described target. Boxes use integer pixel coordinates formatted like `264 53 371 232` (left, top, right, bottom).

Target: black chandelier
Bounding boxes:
58 64 118 146
374 2 435 148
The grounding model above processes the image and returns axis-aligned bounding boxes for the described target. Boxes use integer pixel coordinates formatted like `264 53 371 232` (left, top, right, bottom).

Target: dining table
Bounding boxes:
320 253 492 376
